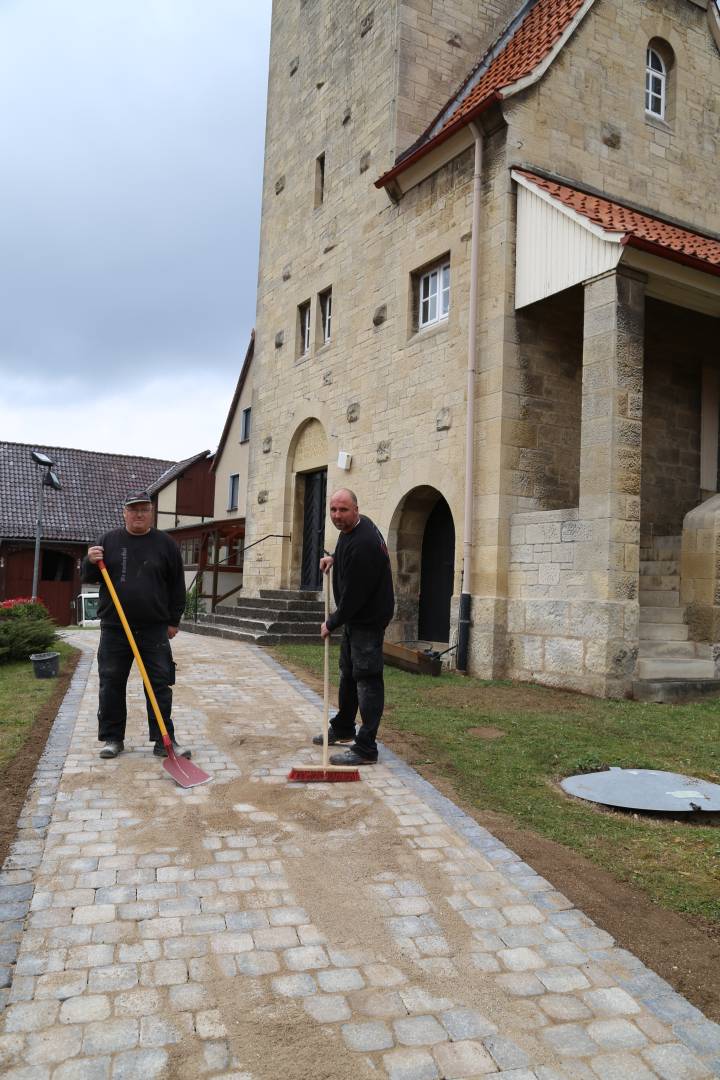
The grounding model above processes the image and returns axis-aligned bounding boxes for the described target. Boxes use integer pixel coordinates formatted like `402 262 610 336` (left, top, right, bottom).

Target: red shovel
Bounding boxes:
97 559 212 788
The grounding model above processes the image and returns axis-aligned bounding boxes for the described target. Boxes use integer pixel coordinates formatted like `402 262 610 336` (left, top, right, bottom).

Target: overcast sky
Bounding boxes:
0 0 272 461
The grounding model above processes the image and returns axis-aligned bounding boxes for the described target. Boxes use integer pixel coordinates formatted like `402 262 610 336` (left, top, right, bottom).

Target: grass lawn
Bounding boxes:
0 640 78 769
272 643 720 924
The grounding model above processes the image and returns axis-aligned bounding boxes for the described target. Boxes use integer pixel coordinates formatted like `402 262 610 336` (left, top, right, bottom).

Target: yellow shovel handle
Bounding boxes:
97 559 170 744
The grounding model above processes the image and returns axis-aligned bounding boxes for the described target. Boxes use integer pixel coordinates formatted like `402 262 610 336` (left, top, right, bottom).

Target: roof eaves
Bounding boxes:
512 168 625 244
423 0 536 145
376 0 597 192
212 331 255 472
621 234 720 279
375 92 500 191
497 0 596 101
147 450 211 495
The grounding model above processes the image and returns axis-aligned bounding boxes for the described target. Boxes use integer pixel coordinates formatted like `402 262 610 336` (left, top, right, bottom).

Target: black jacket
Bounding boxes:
326 516 394 632
82 527 185 628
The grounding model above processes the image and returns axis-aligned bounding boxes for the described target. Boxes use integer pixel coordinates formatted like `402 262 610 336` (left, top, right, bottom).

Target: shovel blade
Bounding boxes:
162 752 212 788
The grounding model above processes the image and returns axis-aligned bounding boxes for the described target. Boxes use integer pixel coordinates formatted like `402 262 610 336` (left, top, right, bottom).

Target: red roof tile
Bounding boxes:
378 0 592 187
435 0 589 138
515 170 720 276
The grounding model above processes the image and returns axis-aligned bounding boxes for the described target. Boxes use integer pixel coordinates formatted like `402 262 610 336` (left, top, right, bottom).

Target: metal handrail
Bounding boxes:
184 534 290 621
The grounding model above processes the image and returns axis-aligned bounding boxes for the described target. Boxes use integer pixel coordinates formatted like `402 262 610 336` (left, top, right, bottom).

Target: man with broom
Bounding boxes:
82 491 192 761
314 488 394 766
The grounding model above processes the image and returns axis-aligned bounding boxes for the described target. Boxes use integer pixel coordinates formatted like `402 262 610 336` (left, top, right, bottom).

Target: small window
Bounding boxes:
228 474 239 511
319 287 332 344
180 538 200 567
297 300 311 357
240 407 251 443
645 46 666 118
417 260 450 330
314 153 325 207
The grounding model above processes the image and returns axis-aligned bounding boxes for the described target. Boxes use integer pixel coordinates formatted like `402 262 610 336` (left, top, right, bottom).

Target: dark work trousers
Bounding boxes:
330 624 385 759
97 624 176 744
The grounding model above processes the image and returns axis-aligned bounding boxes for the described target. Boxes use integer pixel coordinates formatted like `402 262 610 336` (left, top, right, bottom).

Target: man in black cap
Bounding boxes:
82 492 191 760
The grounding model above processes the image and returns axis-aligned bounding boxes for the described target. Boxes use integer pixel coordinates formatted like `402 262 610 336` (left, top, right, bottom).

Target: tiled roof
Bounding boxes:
147 450 211 496
378 0 593 187
515 169 720 276
432 0 588 139
0 442 176 543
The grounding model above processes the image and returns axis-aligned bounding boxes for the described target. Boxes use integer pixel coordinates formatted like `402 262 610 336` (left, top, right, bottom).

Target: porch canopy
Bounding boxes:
512 169 720 318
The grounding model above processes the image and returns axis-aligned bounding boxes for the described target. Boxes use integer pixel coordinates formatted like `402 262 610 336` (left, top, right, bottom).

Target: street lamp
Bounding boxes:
30 450 62 602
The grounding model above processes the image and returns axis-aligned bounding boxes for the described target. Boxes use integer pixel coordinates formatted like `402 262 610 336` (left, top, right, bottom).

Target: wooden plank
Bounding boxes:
383 641 442 677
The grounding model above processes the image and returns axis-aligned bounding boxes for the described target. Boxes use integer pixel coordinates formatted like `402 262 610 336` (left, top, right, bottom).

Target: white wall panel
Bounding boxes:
514 182 623 308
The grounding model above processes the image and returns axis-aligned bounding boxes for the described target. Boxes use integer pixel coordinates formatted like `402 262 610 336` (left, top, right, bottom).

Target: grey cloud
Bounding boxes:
0 0 270 389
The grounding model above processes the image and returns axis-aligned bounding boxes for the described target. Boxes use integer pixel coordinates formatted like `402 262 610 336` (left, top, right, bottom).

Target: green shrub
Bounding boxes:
183 582 206 619
0 599 57 663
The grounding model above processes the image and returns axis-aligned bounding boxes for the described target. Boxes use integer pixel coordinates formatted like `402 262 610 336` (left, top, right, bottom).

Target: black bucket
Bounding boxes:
30 651 60 678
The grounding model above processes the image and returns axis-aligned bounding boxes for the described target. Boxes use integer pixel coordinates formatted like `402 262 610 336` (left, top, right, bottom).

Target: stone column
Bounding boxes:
578 267 646 693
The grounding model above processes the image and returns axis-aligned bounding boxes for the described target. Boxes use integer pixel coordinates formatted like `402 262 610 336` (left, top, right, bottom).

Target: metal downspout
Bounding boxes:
457 122 483 673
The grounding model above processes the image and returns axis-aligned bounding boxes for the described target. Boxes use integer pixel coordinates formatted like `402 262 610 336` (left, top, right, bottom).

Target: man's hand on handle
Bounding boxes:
168 627 179 640
319 555 333 638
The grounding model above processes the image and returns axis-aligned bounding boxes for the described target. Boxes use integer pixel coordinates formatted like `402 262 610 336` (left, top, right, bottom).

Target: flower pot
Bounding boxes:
29 651 60 678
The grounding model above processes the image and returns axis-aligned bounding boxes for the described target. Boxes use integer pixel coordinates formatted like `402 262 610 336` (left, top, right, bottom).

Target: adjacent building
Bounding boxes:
0 442 175 624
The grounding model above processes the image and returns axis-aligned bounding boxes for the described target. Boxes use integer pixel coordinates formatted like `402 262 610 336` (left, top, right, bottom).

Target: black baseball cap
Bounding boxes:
124 491 152 506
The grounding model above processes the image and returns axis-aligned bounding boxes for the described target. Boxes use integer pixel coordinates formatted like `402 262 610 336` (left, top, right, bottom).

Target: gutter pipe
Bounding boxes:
457 120 483 673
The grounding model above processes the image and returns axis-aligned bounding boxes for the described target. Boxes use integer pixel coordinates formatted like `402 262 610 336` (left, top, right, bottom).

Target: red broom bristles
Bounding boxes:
287 766 361 783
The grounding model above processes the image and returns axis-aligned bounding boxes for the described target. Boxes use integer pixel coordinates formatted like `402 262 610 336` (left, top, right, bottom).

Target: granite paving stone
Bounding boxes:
0 630 717 1080
432 1038 498 1076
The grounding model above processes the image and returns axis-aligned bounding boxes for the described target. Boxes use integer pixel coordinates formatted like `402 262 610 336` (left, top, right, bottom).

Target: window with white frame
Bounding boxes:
240 407 251 442
319 287 332 344
417 259 450 330
645 46 666 118
298 300 311 357
228 473 239 511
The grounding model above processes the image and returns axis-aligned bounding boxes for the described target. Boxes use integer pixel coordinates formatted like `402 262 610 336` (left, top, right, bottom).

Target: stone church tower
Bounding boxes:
243 0 720 698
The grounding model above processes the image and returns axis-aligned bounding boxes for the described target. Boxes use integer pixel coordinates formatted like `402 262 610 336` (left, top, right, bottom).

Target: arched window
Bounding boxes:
645 46 666 118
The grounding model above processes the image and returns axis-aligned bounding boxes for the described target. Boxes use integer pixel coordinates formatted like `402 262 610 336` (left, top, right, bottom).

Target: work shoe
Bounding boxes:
312 730 355 746
99 741 124 759
329 748 377 766
154 740 192 759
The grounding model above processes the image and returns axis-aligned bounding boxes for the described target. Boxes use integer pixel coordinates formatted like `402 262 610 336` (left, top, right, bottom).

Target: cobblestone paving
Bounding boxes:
1 629 719 1079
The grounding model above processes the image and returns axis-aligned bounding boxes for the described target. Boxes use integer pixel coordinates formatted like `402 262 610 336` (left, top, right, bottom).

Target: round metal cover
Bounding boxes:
561 768 720 813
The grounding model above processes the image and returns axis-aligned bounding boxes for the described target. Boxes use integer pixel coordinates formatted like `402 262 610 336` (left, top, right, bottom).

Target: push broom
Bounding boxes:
288 571 360 783
97 559 212 789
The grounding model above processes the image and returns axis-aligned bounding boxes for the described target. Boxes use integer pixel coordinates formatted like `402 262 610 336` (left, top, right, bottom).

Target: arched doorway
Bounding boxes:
388 486 456 645
288 419 328 591
418 497 455 642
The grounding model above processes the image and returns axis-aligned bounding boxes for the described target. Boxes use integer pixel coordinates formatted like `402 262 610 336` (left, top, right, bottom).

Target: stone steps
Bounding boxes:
632 677 720 703
639 574 680 590
636 657 716 680
182 621 320 646
639 589 680 607
637 640 711 660
181 587 325 647
635 536 716 685
221 596 324 614
639 622 689 642
639 560 678 576
639 605 685 624
193 612 320 636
